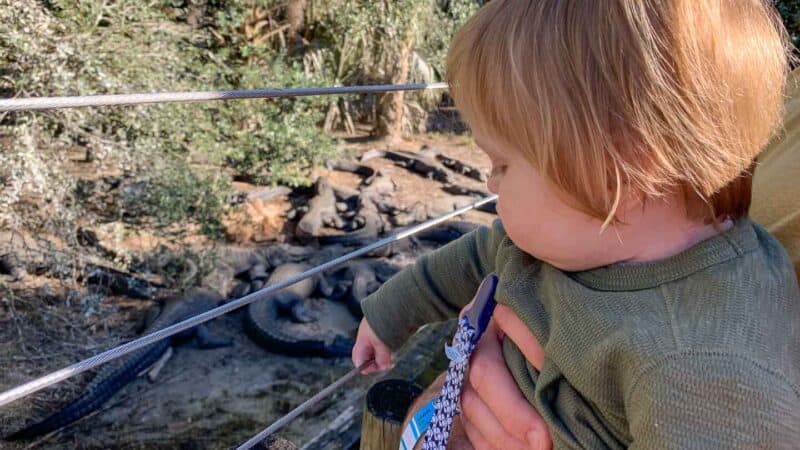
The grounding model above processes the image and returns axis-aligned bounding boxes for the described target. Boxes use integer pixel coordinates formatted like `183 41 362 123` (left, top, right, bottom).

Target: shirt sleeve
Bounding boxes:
626 353 800 450
361 219 507 350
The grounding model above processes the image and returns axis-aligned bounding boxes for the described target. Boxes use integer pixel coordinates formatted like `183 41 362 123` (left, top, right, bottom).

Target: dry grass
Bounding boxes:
0 279 154 448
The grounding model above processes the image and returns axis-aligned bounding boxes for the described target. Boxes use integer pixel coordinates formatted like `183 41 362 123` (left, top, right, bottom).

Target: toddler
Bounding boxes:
353 1 800 448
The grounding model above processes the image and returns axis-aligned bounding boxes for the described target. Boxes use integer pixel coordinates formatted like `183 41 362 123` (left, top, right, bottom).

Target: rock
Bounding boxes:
223 197 289 244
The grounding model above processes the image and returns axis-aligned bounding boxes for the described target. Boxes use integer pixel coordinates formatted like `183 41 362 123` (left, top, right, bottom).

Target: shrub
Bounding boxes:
0 0 341 237
121 159 231 238
777 0 800 57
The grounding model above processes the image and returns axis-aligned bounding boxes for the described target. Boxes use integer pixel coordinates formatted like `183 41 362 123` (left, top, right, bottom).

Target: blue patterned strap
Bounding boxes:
398 274 499 450
400 399 436 450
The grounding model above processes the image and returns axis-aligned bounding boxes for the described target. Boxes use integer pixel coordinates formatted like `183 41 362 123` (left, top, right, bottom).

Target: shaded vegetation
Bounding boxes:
777 0 800 57
0 0 796 242
0 0 481 240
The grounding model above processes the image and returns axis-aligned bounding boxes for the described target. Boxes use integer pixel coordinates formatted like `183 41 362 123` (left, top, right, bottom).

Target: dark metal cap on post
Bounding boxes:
362 379 423 450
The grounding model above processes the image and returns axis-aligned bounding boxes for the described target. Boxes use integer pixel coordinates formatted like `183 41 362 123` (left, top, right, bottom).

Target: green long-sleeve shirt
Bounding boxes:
362 218 800 449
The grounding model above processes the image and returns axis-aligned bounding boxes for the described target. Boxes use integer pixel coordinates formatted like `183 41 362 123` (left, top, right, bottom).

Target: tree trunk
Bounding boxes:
287 0 307 50
375 27 416 143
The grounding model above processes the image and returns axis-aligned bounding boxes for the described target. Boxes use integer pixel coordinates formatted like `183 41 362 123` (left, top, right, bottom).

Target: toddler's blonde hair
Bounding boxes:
447 0 792 223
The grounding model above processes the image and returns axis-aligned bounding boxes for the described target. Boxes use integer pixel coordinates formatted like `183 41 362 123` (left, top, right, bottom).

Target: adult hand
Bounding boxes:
460 305 551 450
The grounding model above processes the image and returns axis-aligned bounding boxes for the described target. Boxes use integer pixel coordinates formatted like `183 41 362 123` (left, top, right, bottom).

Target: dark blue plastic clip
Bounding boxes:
399 274 499 450
462 273 498 341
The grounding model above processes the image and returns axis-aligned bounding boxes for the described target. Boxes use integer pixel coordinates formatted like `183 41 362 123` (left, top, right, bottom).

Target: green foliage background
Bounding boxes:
777 0 800 55
0 0 797 240
0 0 481 238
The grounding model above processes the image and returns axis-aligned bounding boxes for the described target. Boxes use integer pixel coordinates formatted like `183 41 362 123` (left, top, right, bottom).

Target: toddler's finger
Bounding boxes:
374 346 393 371
352 340 375 374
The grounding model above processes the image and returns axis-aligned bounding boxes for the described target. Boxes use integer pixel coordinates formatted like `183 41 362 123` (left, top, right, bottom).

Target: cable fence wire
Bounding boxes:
0 82 448 111
236 361 371 450
0 194 497 408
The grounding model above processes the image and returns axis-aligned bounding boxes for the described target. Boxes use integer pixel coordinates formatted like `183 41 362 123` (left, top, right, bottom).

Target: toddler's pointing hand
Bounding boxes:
352 318 394 374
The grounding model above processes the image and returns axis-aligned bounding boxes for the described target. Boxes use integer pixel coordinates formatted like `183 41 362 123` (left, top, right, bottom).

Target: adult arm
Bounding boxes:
460 305 551 450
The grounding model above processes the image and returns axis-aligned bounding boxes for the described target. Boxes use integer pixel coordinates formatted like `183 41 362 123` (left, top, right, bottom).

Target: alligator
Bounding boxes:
391 195 492 226
0 230 164 296
217 244 311 277
442 184 490 197
226 247 336 300
415 221 482 242
437 154 487 181
342 262 382 318
296 177 345 240
244 263 353 357
417 145 488 182
440 185 498 214
317 189 487 251
85 265 157 299
318 193 385 248
5 288 231 441
333 182 400 220
326 159 377 180
327 159 397 200
361 149 453 183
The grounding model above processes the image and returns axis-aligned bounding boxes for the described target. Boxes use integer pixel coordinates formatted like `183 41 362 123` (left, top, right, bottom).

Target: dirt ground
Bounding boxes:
0 130 494 449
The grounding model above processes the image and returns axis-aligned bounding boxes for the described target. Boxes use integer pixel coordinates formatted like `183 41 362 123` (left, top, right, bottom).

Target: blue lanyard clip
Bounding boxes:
461 274 498 341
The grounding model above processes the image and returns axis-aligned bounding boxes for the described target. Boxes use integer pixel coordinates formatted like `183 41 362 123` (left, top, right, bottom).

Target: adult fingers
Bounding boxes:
461 385 531 450
485 317 504 340
493 304 544 370
527 426 553 450
460 415 497 450
468 327 547 442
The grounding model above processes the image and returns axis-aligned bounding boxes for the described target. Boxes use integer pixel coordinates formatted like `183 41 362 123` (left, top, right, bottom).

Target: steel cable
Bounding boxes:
0 194 497 408
0 82 448 111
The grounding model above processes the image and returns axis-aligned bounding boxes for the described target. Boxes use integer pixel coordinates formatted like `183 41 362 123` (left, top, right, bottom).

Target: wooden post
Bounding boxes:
356 321 455 450
360 379 422 450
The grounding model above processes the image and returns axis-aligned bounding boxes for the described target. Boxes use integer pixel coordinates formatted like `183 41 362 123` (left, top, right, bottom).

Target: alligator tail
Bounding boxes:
317 230 374 247
5 340 170 441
